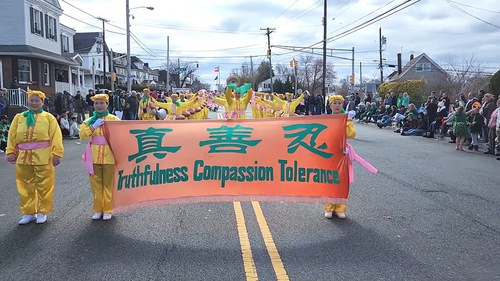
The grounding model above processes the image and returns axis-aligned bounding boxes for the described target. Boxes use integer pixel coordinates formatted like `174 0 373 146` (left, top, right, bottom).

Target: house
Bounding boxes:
0 0 79 107
388 53 447 82
73 32 110 90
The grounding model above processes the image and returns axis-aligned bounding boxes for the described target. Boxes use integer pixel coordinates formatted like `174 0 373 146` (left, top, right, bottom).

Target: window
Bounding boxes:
98 59 101 68
45 15 57 41
30 7 44 36
416 63 431 72
18 60 32 83
43 63 50 86
61 35 69 53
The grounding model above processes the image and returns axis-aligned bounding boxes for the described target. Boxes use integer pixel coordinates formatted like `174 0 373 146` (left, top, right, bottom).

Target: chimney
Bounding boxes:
397 53 402 74
410 54 414 61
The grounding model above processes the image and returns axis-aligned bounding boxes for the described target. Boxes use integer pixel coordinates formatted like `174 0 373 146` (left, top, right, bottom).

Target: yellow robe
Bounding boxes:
261 99 283 118
6 111 64 215
274 93 304 117
138 96 157 120
324 118 356 213
225 88 252 119
154 97 197 120
80 114 120 213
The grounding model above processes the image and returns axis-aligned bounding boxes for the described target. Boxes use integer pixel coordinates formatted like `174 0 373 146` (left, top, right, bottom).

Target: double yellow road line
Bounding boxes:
216 111 289 281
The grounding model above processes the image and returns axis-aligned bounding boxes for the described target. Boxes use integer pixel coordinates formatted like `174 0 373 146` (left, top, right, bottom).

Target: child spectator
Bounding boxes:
60 113 70 139
467 102 484 151
453 106 469 151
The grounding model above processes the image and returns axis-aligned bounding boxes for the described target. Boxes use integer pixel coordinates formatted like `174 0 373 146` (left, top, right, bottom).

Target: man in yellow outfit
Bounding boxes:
6 90 64 225
138 88 157 120
80 94 120 221
225 83 253 119
324 95 356 219
273 92 305 117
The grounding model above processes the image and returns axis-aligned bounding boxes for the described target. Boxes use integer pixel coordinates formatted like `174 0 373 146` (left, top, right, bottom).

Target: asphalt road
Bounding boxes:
0 111 499 281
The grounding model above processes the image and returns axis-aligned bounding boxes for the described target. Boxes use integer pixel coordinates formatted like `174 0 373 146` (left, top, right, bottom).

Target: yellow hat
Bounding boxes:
28 90 45 100
143 88 151 93
179 93 186 98
328 95 344 103
91 93 109 103
171 94 178 98
285 92 294 97
278 94 284 100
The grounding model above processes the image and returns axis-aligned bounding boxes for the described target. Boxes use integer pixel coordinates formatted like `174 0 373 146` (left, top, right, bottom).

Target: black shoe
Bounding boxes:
468 145 473 150
449 140 456 143
473 145 479 151
484 150 491 155
497 158 500 161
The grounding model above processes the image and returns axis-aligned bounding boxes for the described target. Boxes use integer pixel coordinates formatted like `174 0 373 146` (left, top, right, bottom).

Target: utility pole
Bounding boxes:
166 35 170 92
351 46 355 93
249 55 255 89
379 27 384 84
97 17 109 89
322 0 327 112
359 62 362 92
110 48 114 92
260 27 275 92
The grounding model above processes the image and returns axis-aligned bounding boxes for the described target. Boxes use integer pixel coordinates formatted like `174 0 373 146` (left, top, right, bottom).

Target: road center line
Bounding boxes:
252 201 290 281
233 202 259 281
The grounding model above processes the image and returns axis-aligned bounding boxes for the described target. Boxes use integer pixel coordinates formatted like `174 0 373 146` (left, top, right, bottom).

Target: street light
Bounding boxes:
126 1 154 95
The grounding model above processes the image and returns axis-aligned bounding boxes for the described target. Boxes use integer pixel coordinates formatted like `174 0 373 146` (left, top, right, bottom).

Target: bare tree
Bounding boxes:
298 55 336 94
160 61 198 88
431 53 489 97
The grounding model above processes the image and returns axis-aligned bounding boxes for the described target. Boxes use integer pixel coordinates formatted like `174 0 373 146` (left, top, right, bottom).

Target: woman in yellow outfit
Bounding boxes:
80 94 120 221
6 90 64 225
154 93 198 120
273 92 305 117
324 95 356 219
138 88 157 120
225 83 253 119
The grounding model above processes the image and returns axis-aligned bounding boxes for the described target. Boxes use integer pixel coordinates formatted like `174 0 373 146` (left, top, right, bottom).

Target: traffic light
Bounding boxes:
292 82 295 89
196 63 199 68
349 74 355 85
112 72 117 82
289 60 293 67
267 49 271 59
294 60 298 67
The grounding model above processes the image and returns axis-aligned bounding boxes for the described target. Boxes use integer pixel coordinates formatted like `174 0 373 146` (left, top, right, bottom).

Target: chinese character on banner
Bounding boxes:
214 67 219 72
128 127 182 164
199 125 261 154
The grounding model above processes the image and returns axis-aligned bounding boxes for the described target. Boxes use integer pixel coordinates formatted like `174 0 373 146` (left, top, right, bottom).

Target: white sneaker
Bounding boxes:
334 212 346 219
92 212 102 220
102 213 112 221
324 211 333 219
36 214 47 224
19 214 37 225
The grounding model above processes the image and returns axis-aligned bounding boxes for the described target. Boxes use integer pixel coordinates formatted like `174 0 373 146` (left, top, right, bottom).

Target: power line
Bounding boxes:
447 0 500 14
442 0 500 29
264 0 301 26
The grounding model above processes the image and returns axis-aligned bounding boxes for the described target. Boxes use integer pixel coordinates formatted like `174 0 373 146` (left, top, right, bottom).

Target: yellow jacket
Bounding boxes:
346 119 356 139
225 87 252 118
6 111 64 165
154 96 198 120
80 114 121 164
138 96 157 120
274 93 304 116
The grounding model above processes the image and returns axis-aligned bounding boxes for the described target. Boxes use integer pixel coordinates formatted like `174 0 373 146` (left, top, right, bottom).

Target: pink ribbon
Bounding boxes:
82 136 108 176
17 141 50 150
345 143 378 183
230 110 246 118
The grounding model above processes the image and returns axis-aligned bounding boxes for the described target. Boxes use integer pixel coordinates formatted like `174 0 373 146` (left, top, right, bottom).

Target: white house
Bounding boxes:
0 0 79 99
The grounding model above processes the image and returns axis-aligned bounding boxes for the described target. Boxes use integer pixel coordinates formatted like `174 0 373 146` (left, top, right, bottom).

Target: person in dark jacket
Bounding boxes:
467 102 485 151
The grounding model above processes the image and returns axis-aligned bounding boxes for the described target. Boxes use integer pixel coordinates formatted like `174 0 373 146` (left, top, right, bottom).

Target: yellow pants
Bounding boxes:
324 203 346 213
89 164 115 213
16 164 55 215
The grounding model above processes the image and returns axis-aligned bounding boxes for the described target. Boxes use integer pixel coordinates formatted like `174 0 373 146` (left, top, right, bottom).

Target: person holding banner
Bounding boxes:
80 94 120 221
225 83 253 119
324 95 356 219
5 90 64 225
138 88 157 120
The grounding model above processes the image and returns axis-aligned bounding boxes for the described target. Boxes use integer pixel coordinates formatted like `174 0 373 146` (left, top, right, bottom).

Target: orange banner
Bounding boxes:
105 115 349 212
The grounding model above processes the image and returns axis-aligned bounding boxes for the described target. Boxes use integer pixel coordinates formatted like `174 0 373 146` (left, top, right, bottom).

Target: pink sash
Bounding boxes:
82 136 108 176
230 110 246 118
345 143 378 183
17 141 50 150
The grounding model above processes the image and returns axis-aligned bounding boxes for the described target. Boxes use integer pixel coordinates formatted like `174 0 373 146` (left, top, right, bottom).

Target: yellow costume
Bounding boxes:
154 94 198 120
138 88 157 120
274 93 304 117
324 95 356 218
80 94 120 215
225 84 253 119
6 90 64 219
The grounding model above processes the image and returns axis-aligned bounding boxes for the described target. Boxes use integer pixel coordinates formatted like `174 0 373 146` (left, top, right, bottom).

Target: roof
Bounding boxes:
73 32 101 53
0 45 77 65
390 53 446 81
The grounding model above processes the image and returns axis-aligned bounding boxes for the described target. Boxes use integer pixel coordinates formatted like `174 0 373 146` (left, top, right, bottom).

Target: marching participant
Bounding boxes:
211 92 230 119
324 95 356 219
274 92 305 117
225 83 253 119
154 93 198 120
80 94 121 221
138 88 157 120
6 90 64 225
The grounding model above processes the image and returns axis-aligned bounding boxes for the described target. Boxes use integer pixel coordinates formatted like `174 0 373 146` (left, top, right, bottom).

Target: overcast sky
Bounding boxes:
60 0 500 88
